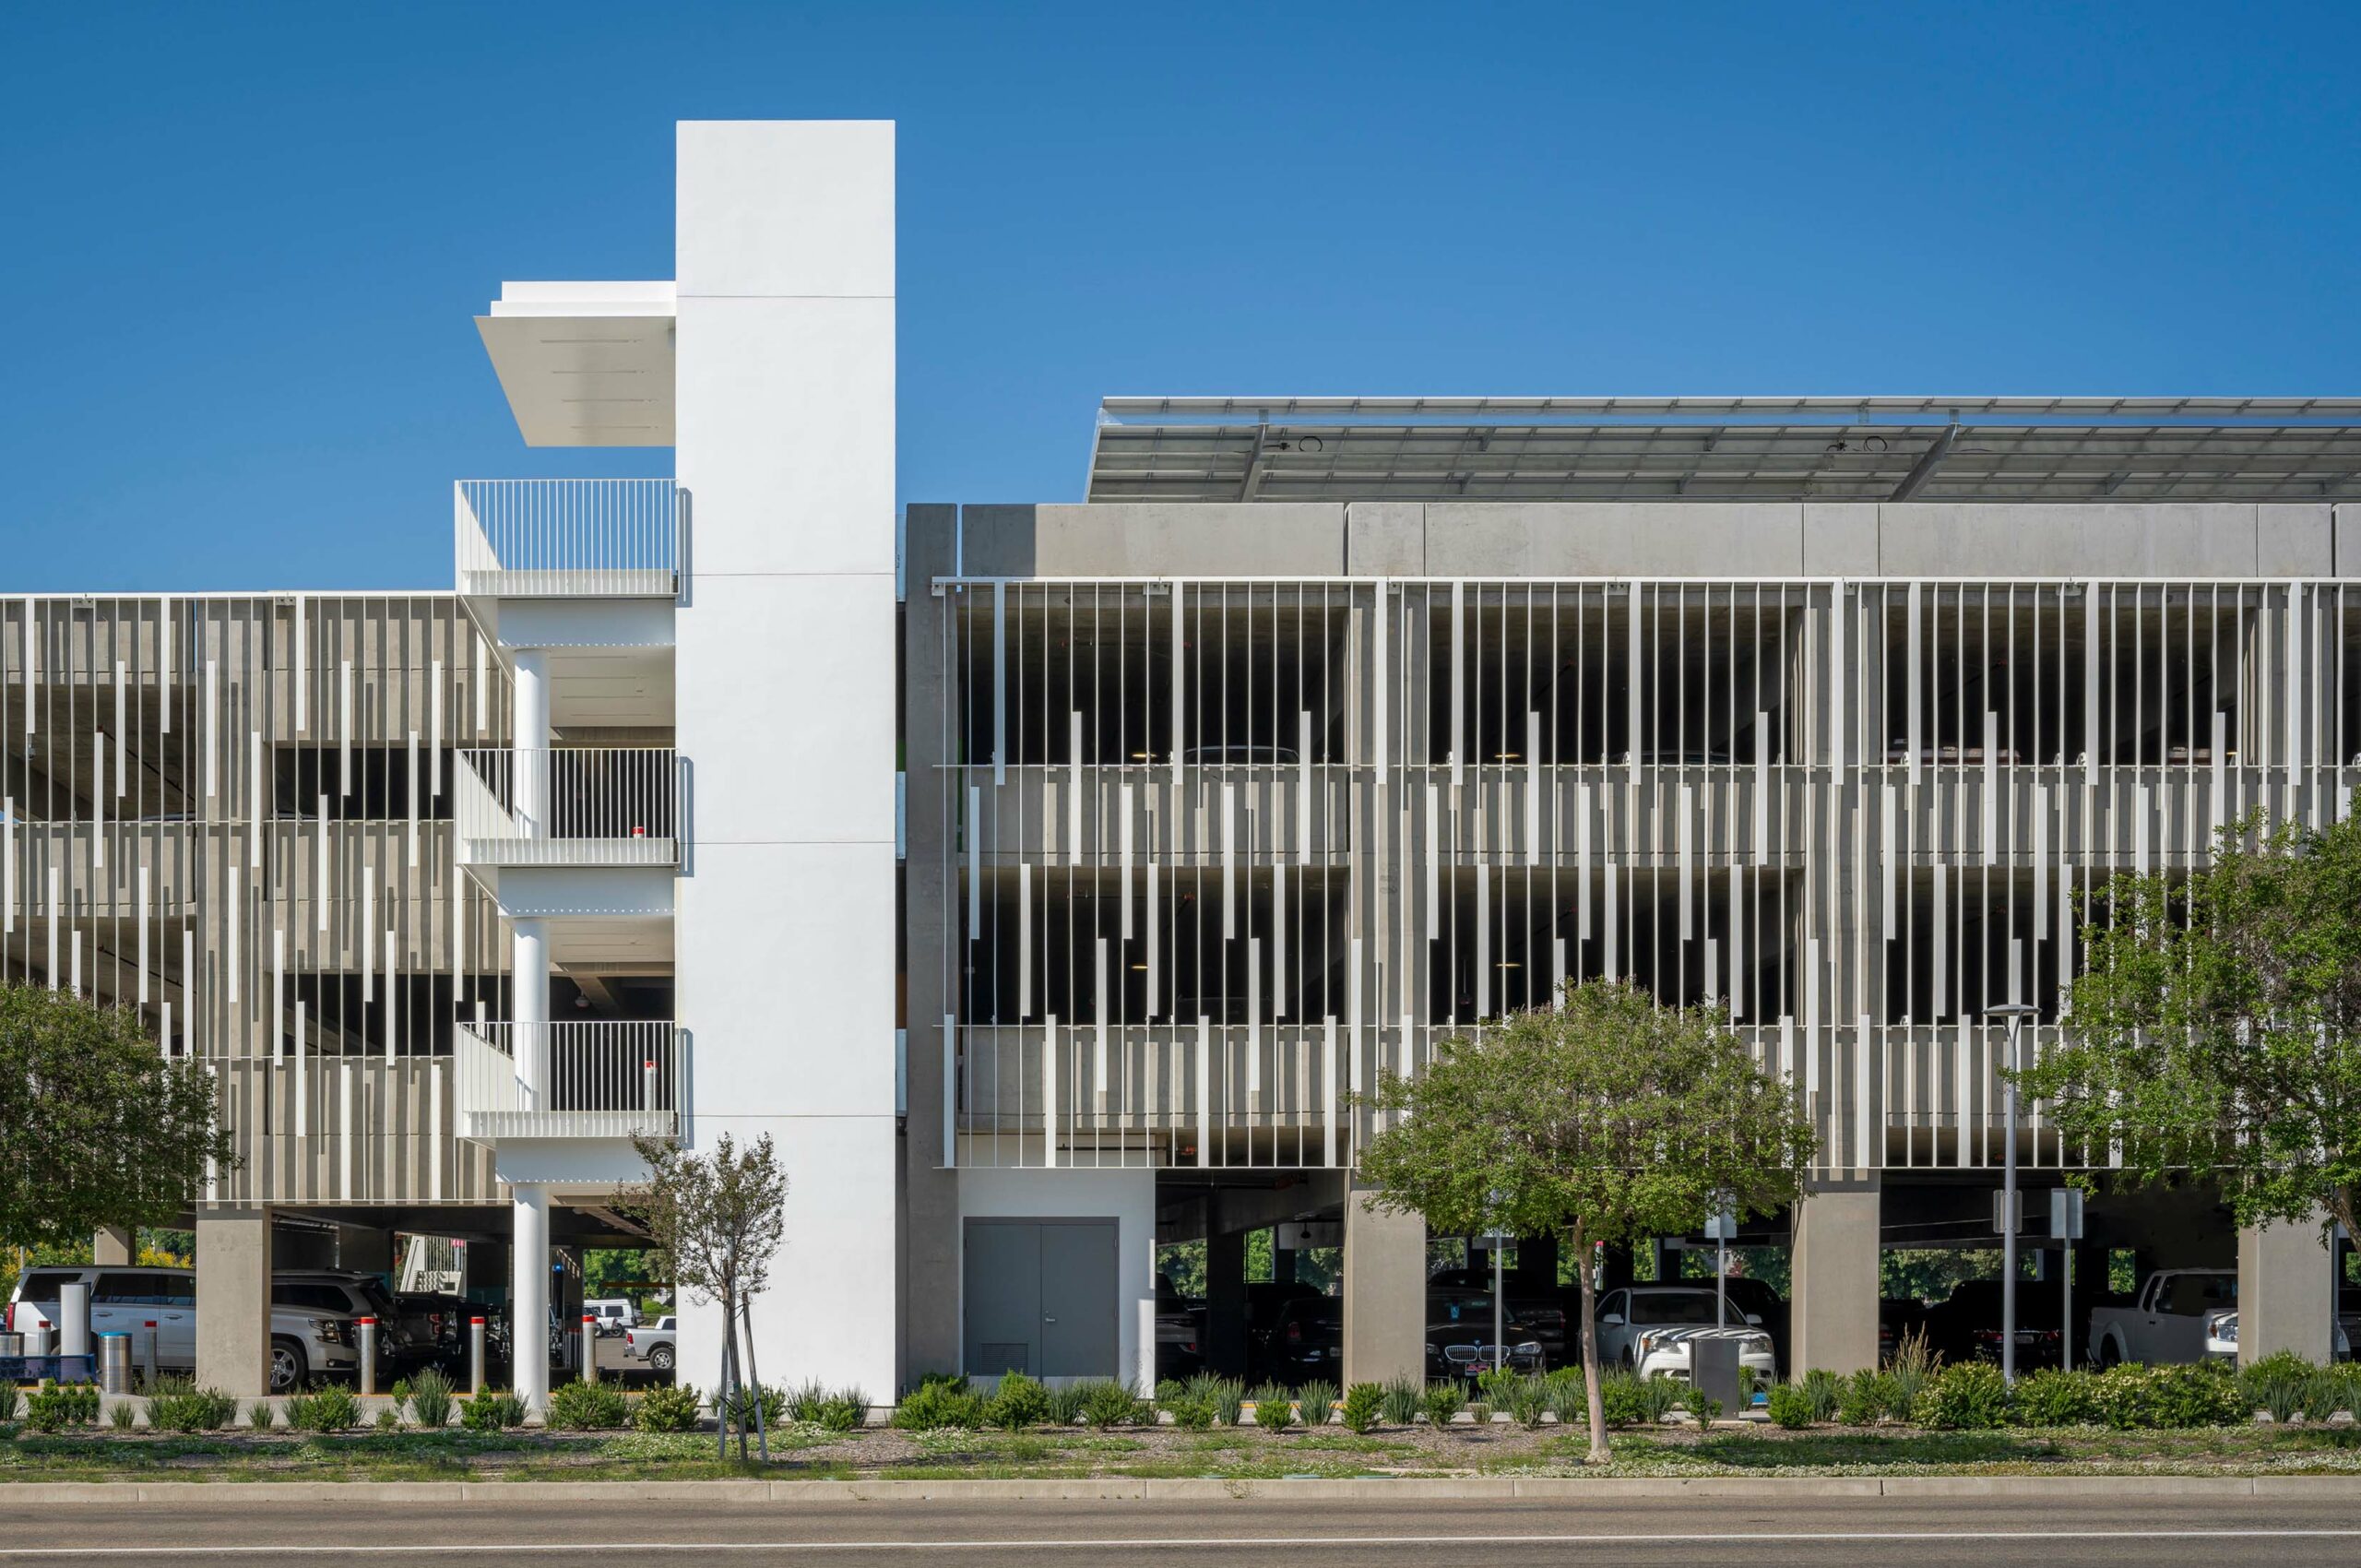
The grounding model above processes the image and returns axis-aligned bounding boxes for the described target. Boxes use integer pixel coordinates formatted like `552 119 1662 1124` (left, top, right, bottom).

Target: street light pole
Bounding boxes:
1988 1003 2039 1387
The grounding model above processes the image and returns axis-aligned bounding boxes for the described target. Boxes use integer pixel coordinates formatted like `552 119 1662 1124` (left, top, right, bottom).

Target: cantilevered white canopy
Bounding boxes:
476 282 676 446
1088 397 2361 504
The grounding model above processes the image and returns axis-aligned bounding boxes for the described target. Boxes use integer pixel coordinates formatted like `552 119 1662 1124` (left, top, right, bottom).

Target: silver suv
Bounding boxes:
7 1265 367 1394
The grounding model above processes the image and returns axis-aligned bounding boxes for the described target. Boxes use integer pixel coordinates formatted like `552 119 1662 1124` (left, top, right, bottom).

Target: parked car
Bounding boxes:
1428 1267 1570 1366
2090 1268 2236 1366
391 1290 478 1364
1257 1296 1343 1384
1154 1274 1204 1380
1593 1287 1762 1371
2205 1301 2360 1363
1633 1324 1777 1385
623 1315 677 1372
6 1265 365 1394
584 1298 638 1337
273 1270 416 1377
1921 1278 2066 1371
1425 1288 1544 1382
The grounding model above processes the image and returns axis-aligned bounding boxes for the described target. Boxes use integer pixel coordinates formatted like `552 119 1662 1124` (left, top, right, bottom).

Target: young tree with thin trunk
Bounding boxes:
1 984 236 1251
626 1132 788 1458
2015 807 2361 1260
1355 980 1818 1463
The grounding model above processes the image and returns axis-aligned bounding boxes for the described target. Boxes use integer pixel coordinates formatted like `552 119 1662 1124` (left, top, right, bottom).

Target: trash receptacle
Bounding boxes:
98 1333 132 1396
1689 1336 1745 1420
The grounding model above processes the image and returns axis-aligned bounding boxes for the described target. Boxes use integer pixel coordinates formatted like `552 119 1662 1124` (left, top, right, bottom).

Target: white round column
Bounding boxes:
512 1182 551 1411
512 647 550 837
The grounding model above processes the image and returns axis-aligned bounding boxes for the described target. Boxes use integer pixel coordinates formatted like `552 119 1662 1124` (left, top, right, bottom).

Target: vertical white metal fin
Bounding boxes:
1576 782 1593 938
1067 710 1083 868
1450 581 1465 786
2212 710 2228 830
2084 579 2102 792
1982 710 1999 866
1754 710 1771 864
1094 939 1109 1100
1298 709 1312 865
248 731 263 869
113 662 127 796
1145 857 1158 1019
361 865 374 1006
966 784 980 937
293 594 308 731
316 795 329 932
1193 1016 1210 1169
271 929 284 1063
1017 862 1032 1016
1044 1014 1061 1169
1246 937 1262 1095
991 581 1007 786
137 868 150 1003
2033 784 2049 935
1322 1016 1337 1168
939 1014 957 1170
1222 783 1238 938
1475 864 1490 1018
1677 783 1694 939
430 660 444 796
338 659 353 798
1119 783 1134 939
1881 784 1898 938
1425 781 1442 940
407 731 420 869
1524 711 1541 866
1273 861 1287 1018
205 659 219 800
1604 861 1619 980
1728 866 1745 1019
1347 935 1365 1096
226 866 240 1004
1905 584 1922 786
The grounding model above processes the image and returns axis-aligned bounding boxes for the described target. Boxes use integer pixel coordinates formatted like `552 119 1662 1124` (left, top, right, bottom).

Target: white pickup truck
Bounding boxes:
2089 1268 2236 1366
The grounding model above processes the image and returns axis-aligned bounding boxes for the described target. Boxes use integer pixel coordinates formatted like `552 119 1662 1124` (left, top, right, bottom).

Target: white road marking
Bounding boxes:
5 1529 2361 1556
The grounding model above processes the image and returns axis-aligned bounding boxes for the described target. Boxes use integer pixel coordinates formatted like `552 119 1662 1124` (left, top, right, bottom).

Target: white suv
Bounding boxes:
7 1265 363 1394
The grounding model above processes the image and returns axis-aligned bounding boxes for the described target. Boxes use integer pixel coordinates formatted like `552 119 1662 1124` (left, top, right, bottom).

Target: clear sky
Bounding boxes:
5 1 2357 591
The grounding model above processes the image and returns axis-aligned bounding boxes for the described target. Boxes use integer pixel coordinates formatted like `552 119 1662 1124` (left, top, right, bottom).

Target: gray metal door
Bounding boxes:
1038 1221 1118 1378
963 1221 1042 1378
964 1218 1118 1381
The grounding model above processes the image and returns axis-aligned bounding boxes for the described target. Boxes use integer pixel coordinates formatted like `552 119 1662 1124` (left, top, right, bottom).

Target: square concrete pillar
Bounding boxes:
2238 1209 2334 1366
196 1206 276 1396
1342 1183 1426 1388
93 1226 135 1266
1791 1177 1880 1375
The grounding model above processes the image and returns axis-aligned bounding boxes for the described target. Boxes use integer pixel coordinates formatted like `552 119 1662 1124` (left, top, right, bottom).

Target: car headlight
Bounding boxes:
1515 1341 1542 1357
2217 1320 2238 1343
312 1318 350 1346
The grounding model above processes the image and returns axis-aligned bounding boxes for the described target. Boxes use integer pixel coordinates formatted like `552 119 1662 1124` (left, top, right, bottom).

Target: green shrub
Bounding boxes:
1766 1381 1815 1429
457 1388 526 1431
108 1398 137 1430
1249 1382 1295 1433
1163 1392 1216 1430
1339 1382 1385 1434
893 1380 986 1431
1421 1381 1466 1426
406 1366 455 1431
985 1371 1052 1430
817 1389 868 1432
1596 1370 1645 1427
26 1380 99 1431
1079 1378 1148 1430
245 1399 278 1431
2011 1368 2102 1427
144 1378 239 1433
2094 1362 2245 1430
0 1382 18 1423
2238 1350 2312 1423
1379 1372 1424 1427
1834 1369 1881 1426
374 1408 401 1431
1685 1391 1723 1426
724 1383 789 1431
1476 1365 1524 1408
1295 1379 1338 1426
1885 1325 1939 1416
1919 1362 2011 1430
1799 1368 1843 1424
2302 1369 2346 1424
1184 1373 1245 1426
1635 1372 1682 1425
633 1383 702 1432
548 1380 631 1431
287 1384 361 1433
1045 1382 1088 1427
1509 1374 1550 1429
1466 1401 1495 1424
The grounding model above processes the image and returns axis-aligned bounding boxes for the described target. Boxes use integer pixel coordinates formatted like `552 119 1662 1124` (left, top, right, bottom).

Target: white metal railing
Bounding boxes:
454 748 678 866
455 479 679 597
455 1021 683 1142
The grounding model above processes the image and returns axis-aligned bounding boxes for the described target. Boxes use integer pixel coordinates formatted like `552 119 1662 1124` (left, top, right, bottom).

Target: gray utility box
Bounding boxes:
1689 1336 1745 1418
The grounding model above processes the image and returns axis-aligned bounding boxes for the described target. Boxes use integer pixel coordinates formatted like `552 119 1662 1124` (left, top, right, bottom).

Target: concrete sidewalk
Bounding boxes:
10 1473 2361 1504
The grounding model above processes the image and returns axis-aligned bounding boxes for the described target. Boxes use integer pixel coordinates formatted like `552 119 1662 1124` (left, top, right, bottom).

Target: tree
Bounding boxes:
1355 980 1818 1463
2015 807 2361 1257
0 984 236 1251
624 1132 787 1458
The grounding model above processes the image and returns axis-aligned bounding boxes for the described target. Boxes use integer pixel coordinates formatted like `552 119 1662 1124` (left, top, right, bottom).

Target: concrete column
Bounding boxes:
512 916 548 1101
513 1183 550 1409
1205 1229 1249 1377
511 647 550 836
1342 1183 1427 1388
195 1206 274 1396
93 1226 134 1266
2238 1209 2334 1366
1791 1177 1881 1375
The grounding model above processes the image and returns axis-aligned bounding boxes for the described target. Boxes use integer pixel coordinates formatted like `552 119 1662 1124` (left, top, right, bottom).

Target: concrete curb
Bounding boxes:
11 1474 2361 1504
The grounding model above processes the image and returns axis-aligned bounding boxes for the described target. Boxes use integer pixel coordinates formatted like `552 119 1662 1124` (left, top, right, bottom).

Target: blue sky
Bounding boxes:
5 1 2357 591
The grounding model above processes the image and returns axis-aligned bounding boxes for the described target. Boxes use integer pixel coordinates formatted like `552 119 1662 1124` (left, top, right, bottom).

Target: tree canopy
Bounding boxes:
2016 807 2361 1248
0 984 235 1251
1356 979 1817 1460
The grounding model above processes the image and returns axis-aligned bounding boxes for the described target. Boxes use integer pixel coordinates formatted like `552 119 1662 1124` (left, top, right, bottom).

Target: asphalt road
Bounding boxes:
5 1493 2361 1565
